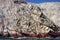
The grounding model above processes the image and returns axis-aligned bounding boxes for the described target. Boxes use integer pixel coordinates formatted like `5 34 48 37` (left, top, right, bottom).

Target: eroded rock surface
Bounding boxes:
0 0 60 38
39 2 60 27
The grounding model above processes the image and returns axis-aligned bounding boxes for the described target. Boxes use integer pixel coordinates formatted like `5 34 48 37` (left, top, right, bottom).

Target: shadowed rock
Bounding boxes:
13 0 27 4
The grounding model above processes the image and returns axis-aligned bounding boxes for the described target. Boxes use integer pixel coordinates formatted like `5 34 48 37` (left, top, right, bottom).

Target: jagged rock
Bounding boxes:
0 0 60 38
39 2 60 28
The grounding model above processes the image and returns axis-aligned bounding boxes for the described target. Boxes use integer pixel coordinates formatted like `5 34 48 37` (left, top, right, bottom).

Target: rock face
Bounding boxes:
39 2 60 27
0 0 60 38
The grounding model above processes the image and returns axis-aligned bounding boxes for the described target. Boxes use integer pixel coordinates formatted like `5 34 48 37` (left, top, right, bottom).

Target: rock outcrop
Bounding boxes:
0 0 60 38
39 2 60 27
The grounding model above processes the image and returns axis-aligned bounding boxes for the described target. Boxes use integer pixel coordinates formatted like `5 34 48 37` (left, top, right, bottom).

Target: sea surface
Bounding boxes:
0 36 60 40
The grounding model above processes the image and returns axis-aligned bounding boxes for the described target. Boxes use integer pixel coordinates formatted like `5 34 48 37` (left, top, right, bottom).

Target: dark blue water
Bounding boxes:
0 36 60 40
26 0 60 3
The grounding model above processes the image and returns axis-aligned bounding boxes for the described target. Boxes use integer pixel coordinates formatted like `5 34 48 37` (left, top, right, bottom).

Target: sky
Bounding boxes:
26 0 60 3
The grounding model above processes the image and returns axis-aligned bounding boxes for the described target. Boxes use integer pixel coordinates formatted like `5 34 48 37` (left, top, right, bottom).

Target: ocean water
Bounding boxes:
0 36 60 40
26 0 60 3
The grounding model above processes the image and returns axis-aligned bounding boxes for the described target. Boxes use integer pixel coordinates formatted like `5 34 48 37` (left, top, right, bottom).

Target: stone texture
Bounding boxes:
0 0 60 38
39 2 60 27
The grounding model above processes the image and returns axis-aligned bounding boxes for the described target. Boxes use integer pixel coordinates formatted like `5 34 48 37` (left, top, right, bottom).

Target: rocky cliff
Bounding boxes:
39 2 60 27
0 0 60 38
